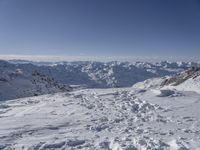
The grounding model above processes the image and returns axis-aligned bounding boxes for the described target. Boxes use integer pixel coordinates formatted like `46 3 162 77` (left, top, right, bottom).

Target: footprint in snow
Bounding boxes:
182 116 194 122
67 139 85 147
0 104 10 109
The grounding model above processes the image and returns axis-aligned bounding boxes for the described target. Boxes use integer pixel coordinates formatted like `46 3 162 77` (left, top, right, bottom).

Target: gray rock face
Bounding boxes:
161 67 200 86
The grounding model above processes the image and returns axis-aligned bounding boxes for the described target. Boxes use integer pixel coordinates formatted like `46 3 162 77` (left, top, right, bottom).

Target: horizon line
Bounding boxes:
0 54 199 63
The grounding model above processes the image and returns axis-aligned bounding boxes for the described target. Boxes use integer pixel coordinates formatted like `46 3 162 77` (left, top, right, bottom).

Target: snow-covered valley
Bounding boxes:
0 60 200 149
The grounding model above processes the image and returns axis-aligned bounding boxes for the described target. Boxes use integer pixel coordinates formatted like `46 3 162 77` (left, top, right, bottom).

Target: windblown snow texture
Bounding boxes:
0 80 200 149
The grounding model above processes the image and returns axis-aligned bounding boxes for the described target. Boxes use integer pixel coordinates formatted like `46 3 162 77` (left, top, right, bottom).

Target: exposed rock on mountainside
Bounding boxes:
161 67 200 86
0 67 71 101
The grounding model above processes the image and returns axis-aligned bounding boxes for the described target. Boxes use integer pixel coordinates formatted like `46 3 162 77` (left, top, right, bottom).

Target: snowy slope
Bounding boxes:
0 62 71 101
175 76 200 94
161 67 200 94
0 85 200 149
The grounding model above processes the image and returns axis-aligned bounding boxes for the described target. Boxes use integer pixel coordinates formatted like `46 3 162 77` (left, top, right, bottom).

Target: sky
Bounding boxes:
0 0 200 61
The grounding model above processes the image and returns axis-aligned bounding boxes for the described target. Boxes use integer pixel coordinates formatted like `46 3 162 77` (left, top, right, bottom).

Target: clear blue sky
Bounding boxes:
0 0 200 60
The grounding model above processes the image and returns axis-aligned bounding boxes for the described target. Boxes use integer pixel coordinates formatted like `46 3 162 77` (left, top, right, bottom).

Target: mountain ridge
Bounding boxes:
0 60 199 101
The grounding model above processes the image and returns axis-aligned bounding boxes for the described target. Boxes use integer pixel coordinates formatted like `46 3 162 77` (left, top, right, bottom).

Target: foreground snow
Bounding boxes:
0 84 200 149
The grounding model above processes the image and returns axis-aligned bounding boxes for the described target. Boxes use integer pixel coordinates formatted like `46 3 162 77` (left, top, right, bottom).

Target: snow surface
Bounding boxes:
0 80 200 149
161 67 200 94
170 75 200 94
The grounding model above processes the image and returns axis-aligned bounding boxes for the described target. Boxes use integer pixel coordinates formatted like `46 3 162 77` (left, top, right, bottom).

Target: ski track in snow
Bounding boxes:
0 87 200 150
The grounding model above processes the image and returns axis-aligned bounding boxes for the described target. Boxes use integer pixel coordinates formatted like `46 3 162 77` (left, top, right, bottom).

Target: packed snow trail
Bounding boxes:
0 87 200 149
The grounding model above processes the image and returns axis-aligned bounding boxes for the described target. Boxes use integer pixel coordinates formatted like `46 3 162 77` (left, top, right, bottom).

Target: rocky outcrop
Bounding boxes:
161 67 200 86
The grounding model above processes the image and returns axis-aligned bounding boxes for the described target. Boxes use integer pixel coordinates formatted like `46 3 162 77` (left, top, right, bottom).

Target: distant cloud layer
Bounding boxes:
0 55 199 62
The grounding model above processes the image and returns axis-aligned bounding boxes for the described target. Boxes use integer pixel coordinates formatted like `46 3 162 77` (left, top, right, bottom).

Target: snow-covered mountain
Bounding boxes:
1 60 198 101
0 60 71 101
2 60 199 88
